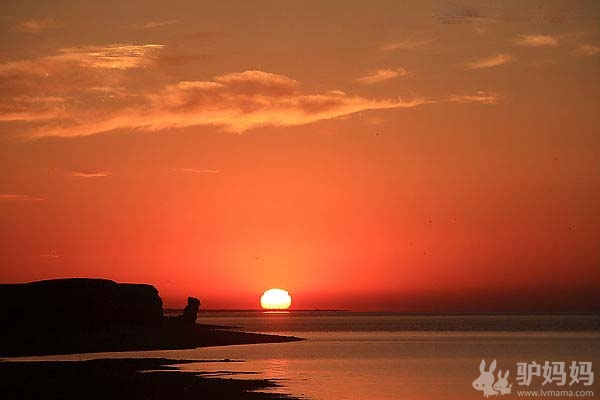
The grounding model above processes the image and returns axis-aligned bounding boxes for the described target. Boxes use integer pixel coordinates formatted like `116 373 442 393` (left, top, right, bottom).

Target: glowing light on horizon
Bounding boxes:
260 288 292 310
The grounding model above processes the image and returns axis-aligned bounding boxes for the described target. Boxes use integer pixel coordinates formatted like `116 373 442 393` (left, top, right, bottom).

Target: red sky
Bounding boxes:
1 0 599 311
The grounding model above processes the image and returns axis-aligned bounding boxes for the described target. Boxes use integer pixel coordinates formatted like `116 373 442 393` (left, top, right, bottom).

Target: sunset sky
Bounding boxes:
1 0 599 311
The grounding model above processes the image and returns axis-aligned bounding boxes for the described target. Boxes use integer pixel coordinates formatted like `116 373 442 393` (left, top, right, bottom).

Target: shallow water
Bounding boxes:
16 313 600 399
188 313 599 399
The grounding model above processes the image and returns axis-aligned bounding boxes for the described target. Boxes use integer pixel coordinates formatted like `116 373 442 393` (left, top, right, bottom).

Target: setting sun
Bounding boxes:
260 288 292 310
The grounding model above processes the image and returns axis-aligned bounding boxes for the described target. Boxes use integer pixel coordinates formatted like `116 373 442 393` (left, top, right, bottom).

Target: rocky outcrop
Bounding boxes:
0 278 163 332
0 278 303 357
179 296 201 324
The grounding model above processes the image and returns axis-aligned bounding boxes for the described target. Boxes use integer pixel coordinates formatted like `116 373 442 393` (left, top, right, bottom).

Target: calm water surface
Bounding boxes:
19 312 600 399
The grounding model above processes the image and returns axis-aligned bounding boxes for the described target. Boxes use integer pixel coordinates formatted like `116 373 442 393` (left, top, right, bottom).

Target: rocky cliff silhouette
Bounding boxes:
0 278 163 332
0 278 302 357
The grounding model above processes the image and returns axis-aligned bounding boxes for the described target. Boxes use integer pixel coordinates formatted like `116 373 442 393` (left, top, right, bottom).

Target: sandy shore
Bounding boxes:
0 357 299 400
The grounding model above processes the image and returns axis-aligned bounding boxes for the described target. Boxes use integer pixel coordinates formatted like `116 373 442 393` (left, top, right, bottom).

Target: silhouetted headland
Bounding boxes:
0 278 303 357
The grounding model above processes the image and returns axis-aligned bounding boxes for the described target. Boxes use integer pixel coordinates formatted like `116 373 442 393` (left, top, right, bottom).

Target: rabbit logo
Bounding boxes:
494 370 512 395
473 360 513 397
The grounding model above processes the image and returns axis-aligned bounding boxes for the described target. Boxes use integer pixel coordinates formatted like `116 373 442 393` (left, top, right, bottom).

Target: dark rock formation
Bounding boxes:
180 296 201 324
0 278 304 357
0 278 163 332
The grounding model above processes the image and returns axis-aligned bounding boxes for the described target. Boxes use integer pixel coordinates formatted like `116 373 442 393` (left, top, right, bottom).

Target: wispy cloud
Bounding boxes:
436 6 489 24
356 68 409 84
0 96 68 122
0 44 164 78
436 4 568 25
141 19 179 29
0 193 43 201
381 38 433 51
465 53 513 70
515 34 558 47
71 171 110 178
16 70 433 138
0 43 164 126
449 91 499 104
177 168 221 174
40 252 61 259
576 44 600 56
55 44 165 69
12 18 59 34
0 43 499 138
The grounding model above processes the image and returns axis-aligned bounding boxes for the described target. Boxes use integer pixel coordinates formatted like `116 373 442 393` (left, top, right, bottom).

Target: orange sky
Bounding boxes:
1 0 599 311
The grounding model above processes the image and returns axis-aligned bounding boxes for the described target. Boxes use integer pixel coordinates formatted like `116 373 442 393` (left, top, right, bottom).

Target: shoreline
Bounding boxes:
0 357 300 400
1 323 304 358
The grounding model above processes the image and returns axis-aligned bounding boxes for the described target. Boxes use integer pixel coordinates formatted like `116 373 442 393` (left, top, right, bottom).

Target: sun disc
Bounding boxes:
260 288 292 310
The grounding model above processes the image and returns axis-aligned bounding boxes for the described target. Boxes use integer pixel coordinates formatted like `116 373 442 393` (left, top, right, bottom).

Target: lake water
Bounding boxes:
19 312 600 399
